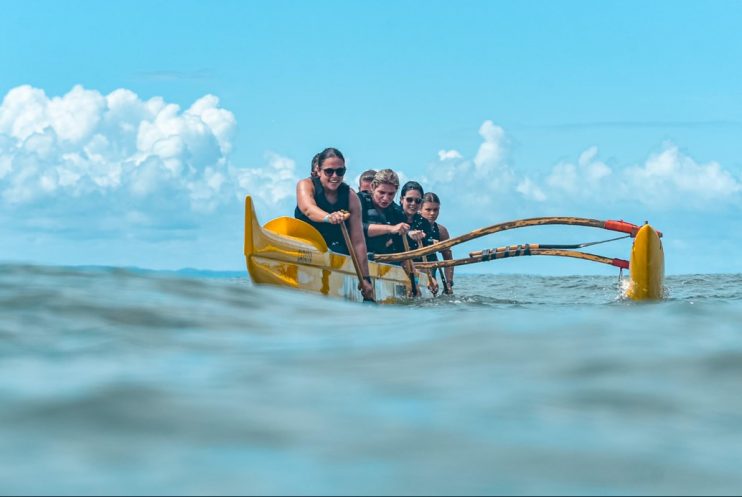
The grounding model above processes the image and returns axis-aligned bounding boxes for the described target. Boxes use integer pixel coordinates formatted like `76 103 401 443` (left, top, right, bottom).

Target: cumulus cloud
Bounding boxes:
473 120 506 176
0 85 300 221
233 151 298 211
438 149 462 161
544 145 612 199
516 177 547 202
623 143 741 205
423 120 514 207
422 119 740 224
521 142 740 209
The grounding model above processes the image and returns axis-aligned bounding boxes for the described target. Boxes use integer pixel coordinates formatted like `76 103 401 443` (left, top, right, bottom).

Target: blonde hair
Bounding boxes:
371 169 399 190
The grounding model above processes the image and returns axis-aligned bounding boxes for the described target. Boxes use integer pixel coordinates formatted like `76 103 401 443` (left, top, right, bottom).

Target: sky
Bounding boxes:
1 0 741 275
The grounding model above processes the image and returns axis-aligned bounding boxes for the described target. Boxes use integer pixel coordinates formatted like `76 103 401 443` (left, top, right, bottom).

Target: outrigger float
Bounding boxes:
244 195 665 303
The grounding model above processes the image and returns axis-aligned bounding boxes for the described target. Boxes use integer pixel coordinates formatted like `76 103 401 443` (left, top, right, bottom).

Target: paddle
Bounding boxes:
339 212 376 303
414 245 630 270
400 234 420 297
427 252 451 295
439 267 451 294
372 217 646 264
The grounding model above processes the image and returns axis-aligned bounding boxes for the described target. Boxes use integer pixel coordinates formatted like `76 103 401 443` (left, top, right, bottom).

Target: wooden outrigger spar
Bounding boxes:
244 195 665 302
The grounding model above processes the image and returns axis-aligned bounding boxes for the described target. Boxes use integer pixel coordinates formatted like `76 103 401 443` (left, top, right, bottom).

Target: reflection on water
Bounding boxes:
1 265 742 494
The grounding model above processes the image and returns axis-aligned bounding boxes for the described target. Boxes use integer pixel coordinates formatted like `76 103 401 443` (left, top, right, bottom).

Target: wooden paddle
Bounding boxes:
438 266 451 294
338 212 375 303
372 217 645 263
400 234 420 297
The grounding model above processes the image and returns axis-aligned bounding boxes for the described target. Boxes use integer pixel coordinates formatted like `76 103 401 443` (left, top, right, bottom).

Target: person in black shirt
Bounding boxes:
357 169 411 257
295 147 374 301
399 181 439 294
358 169 376 194
421 192 454 294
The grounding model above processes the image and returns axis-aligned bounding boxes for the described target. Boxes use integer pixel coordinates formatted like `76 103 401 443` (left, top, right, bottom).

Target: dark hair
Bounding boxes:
360 169 377 182
317 147 345 169
400 181 424 199
310 153 320 177
422 192 440 204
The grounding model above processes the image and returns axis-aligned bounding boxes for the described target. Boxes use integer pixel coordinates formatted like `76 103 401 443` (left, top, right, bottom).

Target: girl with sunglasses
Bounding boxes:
420 192 454 294
399 181 435 251
399 181 439 294
295 147 374 301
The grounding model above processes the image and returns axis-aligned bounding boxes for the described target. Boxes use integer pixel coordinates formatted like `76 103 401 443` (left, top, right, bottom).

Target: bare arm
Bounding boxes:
348 191 374 299
438 223 454 287
297 178 344 223
367 222 410 238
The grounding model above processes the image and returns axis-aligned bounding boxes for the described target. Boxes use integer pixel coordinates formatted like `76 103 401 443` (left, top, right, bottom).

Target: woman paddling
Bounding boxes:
357 169 410 258
398 181 439 294
295 147 374 301
399 181 435 254
420 192 454 294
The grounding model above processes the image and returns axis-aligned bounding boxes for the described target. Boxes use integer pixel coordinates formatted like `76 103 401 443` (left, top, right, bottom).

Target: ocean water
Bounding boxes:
1 264 742 495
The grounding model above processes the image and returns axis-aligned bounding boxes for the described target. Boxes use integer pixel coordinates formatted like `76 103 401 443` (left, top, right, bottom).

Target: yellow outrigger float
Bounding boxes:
626 224 665 300
244 195 665 302
244 196 432 303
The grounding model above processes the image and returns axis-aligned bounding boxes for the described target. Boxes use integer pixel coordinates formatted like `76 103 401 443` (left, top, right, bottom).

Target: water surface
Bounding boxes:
1 265 741 495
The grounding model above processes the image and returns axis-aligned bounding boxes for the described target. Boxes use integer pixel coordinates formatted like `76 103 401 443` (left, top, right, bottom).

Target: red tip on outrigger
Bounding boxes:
612 258 630 269
604 220 663 238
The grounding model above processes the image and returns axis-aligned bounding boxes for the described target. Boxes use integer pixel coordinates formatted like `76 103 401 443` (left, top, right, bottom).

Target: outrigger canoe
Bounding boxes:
244 196 433 303
244 195 665 302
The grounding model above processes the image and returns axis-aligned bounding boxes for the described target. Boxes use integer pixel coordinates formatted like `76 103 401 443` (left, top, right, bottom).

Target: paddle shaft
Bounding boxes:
401 234 420 297
339 217 375 302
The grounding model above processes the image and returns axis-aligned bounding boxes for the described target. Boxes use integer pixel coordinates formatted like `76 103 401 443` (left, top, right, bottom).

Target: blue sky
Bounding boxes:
1 0 741 275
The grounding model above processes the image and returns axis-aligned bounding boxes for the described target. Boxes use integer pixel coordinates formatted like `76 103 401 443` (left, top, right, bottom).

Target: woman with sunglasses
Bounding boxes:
357 169 410 258
420 192 454 294
295 147 374 300
399 181 435 252
399 181 439 294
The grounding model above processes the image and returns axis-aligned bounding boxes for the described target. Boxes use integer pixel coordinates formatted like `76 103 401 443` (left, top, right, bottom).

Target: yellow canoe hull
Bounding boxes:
244 196 432 303
626 224 665 300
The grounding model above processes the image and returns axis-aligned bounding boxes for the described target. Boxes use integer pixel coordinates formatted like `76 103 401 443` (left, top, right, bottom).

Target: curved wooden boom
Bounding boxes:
372 217 647 263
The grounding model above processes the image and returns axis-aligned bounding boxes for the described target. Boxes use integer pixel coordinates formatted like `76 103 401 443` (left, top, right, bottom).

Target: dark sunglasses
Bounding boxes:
321 167 346 177
403 196 422 204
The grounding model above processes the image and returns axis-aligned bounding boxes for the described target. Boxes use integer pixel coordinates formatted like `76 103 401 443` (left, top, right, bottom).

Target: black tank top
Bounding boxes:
294 177 350 254
406 213 436 262
358 192 405 256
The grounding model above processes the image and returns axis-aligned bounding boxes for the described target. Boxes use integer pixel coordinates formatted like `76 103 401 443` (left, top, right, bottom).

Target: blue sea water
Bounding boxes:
1 264 742 495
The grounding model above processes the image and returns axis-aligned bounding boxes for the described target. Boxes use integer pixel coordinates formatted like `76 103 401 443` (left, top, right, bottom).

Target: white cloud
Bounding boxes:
516 177 547 202
0 85 239 211
516 142 740 210
438 149 462 161
473 120 507 178
0 85 297 211
233 151 299 211
424 120 514 205
623 143 741 205
544 145 612 197
0 84 304 247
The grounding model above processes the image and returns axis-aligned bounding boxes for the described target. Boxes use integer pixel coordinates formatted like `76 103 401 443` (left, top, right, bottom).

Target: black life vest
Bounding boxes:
430 221 441 242
358 191 405 256
406 213 436 262
294 177 350 254
426 221 442 263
